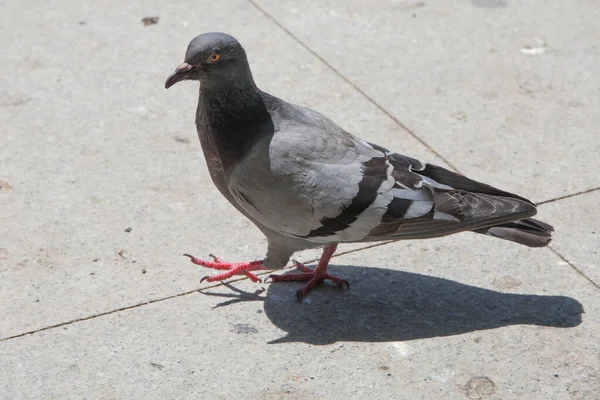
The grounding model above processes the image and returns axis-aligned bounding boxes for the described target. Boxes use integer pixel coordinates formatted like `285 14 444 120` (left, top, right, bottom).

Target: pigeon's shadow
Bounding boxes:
262 265 583 344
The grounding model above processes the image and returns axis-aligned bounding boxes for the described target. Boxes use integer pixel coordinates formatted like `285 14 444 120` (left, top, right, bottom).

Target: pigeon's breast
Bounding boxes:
194 121 232 199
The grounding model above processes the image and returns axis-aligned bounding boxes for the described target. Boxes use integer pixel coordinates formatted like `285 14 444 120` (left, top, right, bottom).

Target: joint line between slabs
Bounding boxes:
0 289 207 342
0 241 394 342
247 0 461 173
6 239 577 341
537 187 600 205
548 246 600 290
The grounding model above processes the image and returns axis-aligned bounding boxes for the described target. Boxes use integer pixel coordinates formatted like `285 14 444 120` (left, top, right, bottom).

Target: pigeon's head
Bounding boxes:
165 32 253 89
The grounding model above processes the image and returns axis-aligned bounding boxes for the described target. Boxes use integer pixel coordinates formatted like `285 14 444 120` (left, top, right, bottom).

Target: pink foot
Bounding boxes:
184 253 264 283
268 259 349 300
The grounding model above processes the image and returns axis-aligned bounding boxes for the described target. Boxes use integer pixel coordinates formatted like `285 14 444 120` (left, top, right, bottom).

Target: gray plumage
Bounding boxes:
166 32 553 275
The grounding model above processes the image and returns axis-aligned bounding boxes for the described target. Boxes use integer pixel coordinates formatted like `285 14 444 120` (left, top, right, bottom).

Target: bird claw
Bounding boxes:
327 276 350 290
185 253 264 283
208 253 224 263
268 260 350 300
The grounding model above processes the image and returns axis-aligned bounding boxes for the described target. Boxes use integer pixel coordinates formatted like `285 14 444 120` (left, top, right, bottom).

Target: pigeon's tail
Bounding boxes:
471 218 554 247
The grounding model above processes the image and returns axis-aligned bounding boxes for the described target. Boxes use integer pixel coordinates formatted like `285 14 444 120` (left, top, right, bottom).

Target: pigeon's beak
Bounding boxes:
165 63 195 89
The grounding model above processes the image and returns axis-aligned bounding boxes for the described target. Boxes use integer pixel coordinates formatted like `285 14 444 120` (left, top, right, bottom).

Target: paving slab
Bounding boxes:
541 191 600 286
0 0 442 339
254 0 600 202
1 0 598 399
1 236 597 400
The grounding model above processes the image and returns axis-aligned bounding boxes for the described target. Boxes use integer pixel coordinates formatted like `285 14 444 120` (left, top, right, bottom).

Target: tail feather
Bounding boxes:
472 218 554 247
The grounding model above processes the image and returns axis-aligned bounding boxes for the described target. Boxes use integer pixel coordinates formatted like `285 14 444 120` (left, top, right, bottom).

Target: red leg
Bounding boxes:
268 244 349 300
184 254 265 283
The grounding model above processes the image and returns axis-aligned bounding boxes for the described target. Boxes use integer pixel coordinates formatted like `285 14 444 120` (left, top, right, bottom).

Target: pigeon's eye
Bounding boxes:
208 53 221 63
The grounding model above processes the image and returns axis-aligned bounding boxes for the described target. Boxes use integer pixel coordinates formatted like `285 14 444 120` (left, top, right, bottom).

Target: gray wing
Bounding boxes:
364 143 539 241
227 101 538 244
227 116 397 243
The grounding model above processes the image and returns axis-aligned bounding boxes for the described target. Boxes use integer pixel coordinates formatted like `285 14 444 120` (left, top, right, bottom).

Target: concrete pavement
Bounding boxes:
1 0 598 399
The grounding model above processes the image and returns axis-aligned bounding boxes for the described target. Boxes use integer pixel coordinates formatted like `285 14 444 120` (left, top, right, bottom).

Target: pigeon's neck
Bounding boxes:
198 80 262 113
195 84 274 180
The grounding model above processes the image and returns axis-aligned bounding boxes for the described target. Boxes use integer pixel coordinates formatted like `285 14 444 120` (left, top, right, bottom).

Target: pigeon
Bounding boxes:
165 32 553 300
